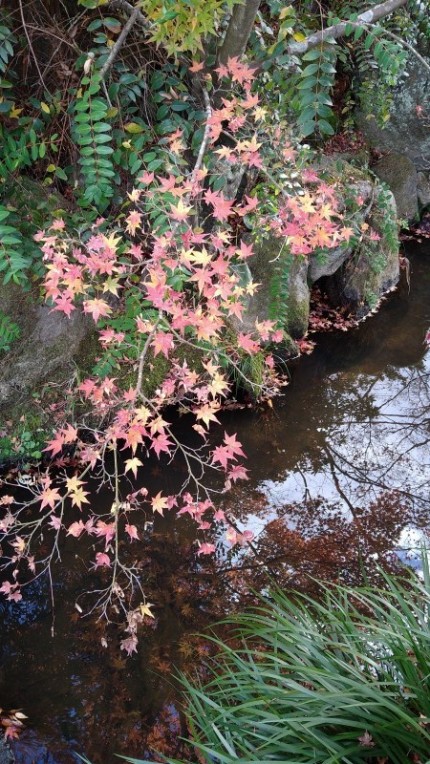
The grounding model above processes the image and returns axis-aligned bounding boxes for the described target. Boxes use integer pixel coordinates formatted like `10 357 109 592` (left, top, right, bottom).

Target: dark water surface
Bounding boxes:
2 242 430 763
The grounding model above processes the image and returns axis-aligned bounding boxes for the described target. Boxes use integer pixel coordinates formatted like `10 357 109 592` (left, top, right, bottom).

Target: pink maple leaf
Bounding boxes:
52 294 75 317
125 524 139 541
151 433 173 458
83 298 112 323
151 331 174 358
95 521 116 547
197 543 216 555
43 432 65 457
67 520 85 538
223 432 245 458
94 552 111 568
121 635 138 656
228 464 249 482
212 445 235 470
203 189 233 221
237 333 260 354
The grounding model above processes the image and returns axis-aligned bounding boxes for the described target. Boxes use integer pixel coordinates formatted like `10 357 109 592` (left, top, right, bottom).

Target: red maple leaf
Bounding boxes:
43 432 65 457
203 189 233 221
212 445 236 470
223 432 245 459
151 331 174 358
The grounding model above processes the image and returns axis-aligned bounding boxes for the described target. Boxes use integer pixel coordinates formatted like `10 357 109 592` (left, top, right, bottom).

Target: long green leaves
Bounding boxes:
121 557 430 764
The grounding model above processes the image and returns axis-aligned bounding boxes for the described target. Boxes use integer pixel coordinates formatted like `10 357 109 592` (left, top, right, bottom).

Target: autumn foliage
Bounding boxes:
0 58 352 654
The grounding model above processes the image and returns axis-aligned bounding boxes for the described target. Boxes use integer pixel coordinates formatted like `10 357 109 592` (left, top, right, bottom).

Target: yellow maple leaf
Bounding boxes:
195 402 220 428
186 247 211 266
208 372 229 398
254 106 267 122
133 406 151 425
139 602 155 618
66 475 85 494
102 277 121 296
70 487 90 510
103 233 121 253
151 492 169 515
125 456 143 478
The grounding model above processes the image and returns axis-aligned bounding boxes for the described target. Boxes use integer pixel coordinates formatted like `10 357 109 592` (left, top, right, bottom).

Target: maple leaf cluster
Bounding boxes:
0 56 360 653
266 182 353 256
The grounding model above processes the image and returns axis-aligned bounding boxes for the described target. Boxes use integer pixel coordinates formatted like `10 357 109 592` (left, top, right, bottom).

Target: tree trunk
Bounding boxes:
217 0 261 65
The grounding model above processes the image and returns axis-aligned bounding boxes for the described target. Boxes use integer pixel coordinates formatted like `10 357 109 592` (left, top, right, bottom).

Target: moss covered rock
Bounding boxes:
372 153 419 222
356 55 430 173
241 158 400 337
0 283 97 418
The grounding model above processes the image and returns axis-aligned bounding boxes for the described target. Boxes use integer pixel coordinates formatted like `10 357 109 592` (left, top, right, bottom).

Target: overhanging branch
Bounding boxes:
287 0 408 56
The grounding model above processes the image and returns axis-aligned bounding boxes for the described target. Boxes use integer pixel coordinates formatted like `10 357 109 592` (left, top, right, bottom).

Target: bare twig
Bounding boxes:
18 0 48 92
100 5 140 80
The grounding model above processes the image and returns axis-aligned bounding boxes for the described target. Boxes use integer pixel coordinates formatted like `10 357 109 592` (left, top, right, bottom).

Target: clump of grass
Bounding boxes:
121 557 430 764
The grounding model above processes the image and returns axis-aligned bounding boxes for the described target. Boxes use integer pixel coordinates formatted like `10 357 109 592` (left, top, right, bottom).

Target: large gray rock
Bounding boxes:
356 57 430 172
372 153 419 222
241 165 400 337
0 284 97 415
241 233 309 341
308 242 354 284
417 171 430 209
329 188 399 314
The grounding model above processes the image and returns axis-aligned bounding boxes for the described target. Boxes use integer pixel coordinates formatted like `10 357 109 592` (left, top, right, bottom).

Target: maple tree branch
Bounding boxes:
287 0 407 55
168 326 276 398
135 316 160 394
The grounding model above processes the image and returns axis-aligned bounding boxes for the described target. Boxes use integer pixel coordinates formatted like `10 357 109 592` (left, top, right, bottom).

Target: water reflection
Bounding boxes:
2 243 430 763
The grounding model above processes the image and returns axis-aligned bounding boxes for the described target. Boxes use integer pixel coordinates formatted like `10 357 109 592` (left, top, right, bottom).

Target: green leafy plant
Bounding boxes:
73 72 115 211
0 18 15 107
136 0 240 56
294 42 338 137
128 557 430 764
0 205 30 285
0 416 45 463
0 309 20 352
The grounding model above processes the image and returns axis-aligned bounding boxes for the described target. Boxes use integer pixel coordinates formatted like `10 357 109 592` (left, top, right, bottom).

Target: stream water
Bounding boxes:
1 241 430 764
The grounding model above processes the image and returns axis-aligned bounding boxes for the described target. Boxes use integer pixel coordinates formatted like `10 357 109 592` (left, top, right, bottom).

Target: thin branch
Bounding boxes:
341 19 430 75
287 0 407 55
100 5 140 80
25 24 82 53
18 0 48 92
190 89 212 185
135 317 160 394
108 0 153 33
